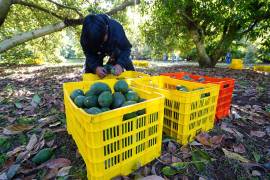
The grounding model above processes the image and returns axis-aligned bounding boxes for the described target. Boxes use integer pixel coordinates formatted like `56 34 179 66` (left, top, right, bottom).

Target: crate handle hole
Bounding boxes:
223 84 230 88
201 92 210 99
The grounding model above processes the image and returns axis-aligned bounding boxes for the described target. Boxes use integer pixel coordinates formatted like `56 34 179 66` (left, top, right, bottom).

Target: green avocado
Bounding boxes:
114 80 129 94
98 91 113 107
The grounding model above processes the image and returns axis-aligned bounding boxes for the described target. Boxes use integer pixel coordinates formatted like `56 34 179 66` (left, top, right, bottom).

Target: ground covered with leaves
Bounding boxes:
0 63 269 180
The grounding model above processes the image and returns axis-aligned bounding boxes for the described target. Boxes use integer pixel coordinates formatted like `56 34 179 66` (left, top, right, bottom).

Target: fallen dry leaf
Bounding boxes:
0 173 7 180
16 151 30 163
38 115 57 128
233 144 246 154
180 146 191 159
222 148 250 163
248 115 265 125
196 133 211 146
252 170 262 176
250 130 266 138
6 164 20 179
266 126 270 136
139 175 164 180
198 177 207 180
52 128 66 133
44 168 58 179
7 146 25 157
141 166 151 177
46 139 55 147
210 135 224 145
231 109 241 119
221 123 243 140
252 105 262 111
7 117 16 123
3 124 34 135
171 156 182 163
38 158 71 169
168 141 177 153
196 133 224 147
33 139 45 153
26 134 38 151
160 153 172 164
190 141 203 146
151 161 158 175
57 166 72 177
49 121 61 127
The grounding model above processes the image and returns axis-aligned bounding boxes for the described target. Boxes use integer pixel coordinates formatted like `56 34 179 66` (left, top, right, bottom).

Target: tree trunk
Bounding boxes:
0 0 12 26
183 1 212 68
0 22 66 53
190 29 212 67
210 23 239 66
210 37 234 66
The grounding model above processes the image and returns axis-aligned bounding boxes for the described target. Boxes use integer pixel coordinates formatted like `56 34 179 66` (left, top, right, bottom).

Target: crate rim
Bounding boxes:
63 81 165 121
160 72 235 83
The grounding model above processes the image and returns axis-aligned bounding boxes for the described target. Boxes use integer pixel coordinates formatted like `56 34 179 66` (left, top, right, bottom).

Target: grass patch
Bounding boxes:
44 129 56 141
0 153 7 167
70 165 87 180
16 116 35 125
0 137 11 152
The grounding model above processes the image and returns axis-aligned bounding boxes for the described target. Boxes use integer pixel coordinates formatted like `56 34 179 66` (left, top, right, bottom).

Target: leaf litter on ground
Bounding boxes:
1 64 269 179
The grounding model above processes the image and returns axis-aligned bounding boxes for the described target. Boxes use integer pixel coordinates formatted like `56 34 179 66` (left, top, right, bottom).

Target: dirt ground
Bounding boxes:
0 63 269 179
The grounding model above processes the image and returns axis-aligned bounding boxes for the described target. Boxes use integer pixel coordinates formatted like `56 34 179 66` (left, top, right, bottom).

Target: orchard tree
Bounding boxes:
0 0 141 56
141 0 270 67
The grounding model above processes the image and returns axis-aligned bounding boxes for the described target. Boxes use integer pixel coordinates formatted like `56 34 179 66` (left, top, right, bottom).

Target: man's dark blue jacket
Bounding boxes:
80 14 135 73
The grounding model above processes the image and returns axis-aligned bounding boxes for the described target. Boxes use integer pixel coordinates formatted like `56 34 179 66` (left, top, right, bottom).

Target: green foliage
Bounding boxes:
16 117 35 125
252 151 261 163
44 129 56 141
0 0 130 64
32 148 54 164
0 153 7 167
140 0 270 63
0 137 11 152
161 162 188 176
244 46 257 63
18 134 28 145
191 149 211 171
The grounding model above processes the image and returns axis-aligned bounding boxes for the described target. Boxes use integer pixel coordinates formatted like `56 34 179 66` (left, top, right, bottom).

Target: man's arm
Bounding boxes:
115 26 135 71
80 33 101 73
84 52 101 73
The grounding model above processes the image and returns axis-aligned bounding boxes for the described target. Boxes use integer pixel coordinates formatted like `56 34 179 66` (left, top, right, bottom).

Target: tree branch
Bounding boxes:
12 0 65 20
0 0 141 53
240 11 270 34
46 0 83 18
0 22 66 53
107 0 141 15
241 20 259 34
0 0 12 26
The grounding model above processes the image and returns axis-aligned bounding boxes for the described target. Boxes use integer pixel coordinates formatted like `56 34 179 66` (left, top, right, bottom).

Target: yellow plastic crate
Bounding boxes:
254 65 270 72
63 79 165 179
131 76 220 145
82 71 149 81
231 59 243 65
229 59 244 69
229 63 244 70
133 60 150 67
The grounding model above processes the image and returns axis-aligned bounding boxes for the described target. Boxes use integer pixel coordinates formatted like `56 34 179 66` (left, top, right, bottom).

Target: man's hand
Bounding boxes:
114 64 123 76
96 66 107 78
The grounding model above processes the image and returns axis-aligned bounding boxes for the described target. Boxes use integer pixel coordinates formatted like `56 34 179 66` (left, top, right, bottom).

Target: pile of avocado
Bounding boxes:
70 80 146 120
181 74 205 82
182 74 193 81
176 85 204 92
